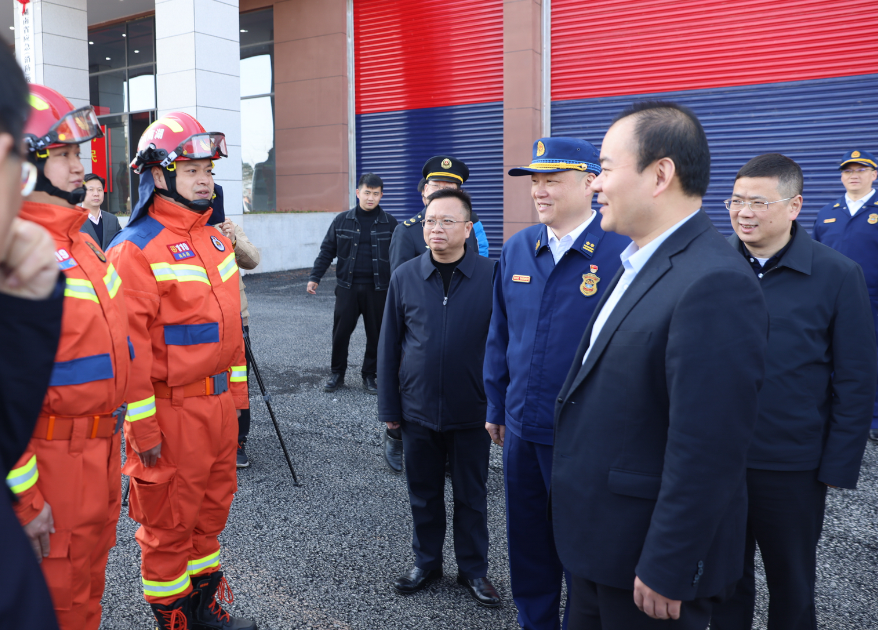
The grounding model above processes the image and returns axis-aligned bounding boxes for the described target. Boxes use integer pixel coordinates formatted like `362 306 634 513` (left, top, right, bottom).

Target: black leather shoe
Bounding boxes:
363 375 378 395
393 566 442 594
457 575 501 608
323 373 344 393
383 431 403 474
870 429 878 442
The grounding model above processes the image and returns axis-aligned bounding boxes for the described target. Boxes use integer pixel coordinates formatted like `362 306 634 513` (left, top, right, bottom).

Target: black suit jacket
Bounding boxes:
80 210 122 250
552 210 769 601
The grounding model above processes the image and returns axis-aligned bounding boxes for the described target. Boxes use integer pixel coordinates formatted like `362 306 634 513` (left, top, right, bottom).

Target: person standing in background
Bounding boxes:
79 174 121 250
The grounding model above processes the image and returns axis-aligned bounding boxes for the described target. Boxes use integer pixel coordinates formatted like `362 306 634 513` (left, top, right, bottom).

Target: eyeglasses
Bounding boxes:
842 168 875 175
421 218 469 228
424 181 457 190
21 161 37 196
724 197 793 211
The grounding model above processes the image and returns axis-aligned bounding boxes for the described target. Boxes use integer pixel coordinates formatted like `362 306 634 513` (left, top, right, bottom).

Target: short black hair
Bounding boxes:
612 100 710 198
0 46 31 157
357 172 384 190
84 173 106 189
417 177 427 193
425 187 472 221
735 153 803 197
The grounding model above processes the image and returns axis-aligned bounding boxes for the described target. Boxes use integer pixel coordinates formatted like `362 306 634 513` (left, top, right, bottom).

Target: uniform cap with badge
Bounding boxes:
508 137 601 176
422 155 470 185
839 149 877 170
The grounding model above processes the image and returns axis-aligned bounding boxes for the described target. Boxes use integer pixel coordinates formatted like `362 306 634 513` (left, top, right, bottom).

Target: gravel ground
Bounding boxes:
100 268 878 630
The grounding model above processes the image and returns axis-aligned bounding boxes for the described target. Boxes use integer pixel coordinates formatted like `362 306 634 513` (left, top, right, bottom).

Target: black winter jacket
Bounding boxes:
309 205 398 290
378 246 496 431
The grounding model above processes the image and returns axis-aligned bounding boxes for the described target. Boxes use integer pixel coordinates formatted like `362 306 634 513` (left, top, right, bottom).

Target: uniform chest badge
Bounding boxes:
55 248 78 270
167 241 195 260
210 235 226 251
823 218 836 223
590 264 598 273
512 274 531 283
86 241 106 262
580 272 600 297
869 214 878 225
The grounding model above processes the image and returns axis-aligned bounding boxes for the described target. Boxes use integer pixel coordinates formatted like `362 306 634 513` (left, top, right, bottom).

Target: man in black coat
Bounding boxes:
552 102 769 629
378 188 501 608
0 44 65 630
79 173 122 250
711 154 876 630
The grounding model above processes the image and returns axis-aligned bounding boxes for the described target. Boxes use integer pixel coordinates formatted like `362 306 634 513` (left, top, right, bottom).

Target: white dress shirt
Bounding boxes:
547 211 597 265
845 188 875 216
582 209 700 365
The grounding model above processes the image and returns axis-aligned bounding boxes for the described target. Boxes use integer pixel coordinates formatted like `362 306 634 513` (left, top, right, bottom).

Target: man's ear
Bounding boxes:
0 133 14 165
652 157 677 198
152 166 167 191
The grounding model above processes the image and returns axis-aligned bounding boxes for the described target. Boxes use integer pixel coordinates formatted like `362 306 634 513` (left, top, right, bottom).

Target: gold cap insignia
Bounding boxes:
536 141 546 157
869 213 878 225
580 273 600 297
441 158 452 169
852 151 861 158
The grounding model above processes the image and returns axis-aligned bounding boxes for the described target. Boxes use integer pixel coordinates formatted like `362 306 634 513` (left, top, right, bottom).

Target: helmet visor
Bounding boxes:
178 132 227 161
52 106 103 145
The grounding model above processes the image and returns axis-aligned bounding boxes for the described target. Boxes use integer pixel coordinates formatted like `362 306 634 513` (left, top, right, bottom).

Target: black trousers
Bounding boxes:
400 421 491 579
710 468 826 630
331 283 386 377
569 576 718 630
237 325 251 442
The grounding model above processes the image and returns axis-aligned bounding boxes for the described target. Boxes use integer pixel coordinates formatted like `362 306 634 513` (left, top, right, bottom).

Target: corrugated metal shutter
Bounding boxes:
552 0 878 101
551 74 878 233
354 0 504 255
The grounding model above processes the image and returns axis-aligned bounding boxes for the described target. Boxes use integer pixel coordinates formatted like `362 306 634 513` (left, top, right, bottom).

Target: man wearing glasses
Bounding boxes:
378 188 501 608
711 154 875 630
813 149 878 442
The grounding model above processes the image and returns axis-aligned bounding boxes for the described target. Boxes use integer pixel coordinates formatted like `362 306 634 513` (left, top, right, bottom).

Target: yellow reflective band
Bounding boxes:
142 570 191 598
103 263 122 298
230 366 247 383
155 117 184 133
187 550 220 575
525 162 589 172
150 263 210 285
126 396 156 422
217 253 238 283
30 94 50 111
426 171 464 183
6 455 38 495
64 278 99 303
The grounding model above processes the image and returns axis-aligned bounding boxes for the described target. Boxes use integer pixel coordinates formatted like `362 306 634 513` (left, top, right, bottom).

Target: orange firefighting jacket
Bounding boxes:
106 194 248 455
6 202 130 524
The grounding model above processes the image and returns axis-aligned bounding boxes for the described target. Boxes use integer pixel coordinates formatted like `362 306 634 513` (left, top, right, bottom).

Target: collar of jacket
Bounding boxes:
728 220 812 276
20 200 88 242
534 211 606 259
345 204 389 222
149 192 212 235
419 243 477 280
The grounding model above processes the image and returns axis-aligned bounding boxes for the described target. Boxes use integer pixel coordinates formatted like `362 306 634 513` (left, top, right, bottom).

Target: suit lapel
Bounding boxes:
81 218 99 245
101 213 114 249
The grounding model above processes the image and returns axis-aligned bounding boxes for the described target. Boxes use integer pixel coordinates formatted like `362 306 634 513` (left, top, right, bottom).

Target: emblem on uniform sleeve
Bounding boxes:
580 272 600 297
869 213 878 225
441 158 452 169
537 141 546 157
210 235 226 251
167 241 196 260
55 248 78 270
86 241 107 262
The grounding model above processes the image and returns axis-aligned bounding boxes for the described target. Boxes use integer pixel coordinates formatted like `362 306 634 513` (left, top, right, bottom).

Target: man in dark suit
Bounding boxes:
710 154 876 630
79 173 122 250
552 101 769 629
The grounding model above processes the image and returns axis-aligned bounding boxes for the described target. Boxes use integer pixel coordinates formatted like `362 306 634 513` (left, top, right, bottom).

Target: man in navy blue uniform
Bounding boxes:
711 154 876 630
813 149 878 441
483 137 628 630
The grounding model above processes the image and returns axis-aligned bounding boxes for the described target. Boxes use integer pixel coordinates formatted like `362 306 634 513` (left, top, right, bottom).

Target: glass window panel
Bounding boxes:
129 112 154 212
89 25 126 72
240 45 273 97
127 17 155 64
90 70 127 116
128 65 156 112
239 9 273 47
240 96 275 212
97 115 131 215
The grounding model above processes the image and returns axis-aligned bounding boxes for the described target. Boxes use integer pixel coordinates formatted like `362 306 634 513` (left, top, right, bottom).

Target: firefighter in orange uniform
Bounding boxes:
5 85 129 630
106 112 254 630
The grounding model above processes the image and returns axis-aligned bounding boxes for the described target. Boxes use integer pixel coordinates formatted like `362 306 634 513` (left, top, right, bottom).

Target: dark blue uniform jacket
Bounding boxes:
730 224 876 487
483 219 629 445
378 245 496 432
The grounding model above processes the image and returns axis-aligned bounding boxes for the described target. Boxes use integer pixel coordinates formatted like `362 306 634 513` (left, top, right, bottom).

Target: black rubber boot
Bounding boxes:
190 571 257 630
151 596 193 630
383 430 403 474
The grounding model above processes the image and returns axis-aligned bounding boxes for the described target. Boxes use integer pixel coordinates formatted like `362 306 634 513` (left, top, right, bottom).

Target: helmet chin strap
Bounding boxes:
30 154 86 206
157 166 212 212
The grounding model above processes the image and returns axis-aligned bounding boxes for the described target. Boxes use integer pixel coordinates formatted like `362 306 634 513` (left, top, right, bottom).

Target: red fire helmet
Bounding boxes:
131 112 227 174
24 84 103 153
